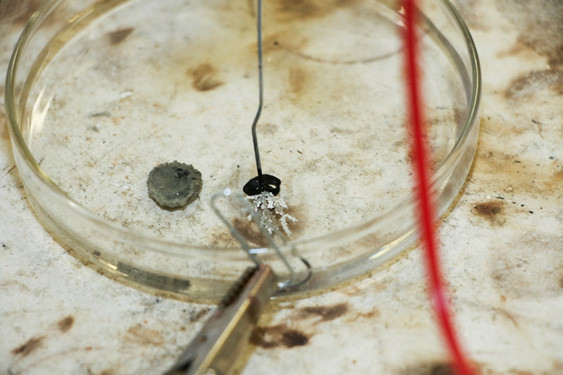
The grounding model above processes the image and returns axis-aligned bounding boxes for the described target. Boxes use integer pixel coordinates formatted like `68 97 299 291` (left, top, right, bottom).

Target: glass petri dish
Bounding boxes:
6 0 480 302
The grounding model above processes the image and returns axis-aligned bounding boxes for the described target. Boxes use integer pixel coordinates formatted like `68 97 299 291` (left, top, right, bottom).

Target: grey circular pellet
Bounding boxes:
147 161 202 209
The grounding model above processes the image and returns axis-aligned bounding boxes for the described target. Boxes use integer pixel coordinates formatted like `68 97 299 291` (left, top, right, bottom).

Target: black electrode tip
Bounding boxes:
243 174 281 196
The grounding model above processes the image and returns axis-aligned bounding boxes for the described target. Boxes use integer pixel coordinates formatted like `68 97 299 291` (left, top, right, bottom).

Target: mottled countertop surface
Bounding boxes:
1 1 562 374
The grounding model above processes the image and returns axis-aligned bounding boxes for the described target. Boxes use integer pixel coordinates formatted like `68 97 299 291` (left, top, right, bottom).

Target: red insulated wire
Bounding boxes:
402 1 474 374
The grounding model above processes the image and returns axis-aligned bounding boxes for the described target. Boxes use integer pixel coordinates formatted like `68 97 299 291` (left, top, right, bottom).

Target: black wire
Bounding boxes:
251 0 264 178
243 0 281 196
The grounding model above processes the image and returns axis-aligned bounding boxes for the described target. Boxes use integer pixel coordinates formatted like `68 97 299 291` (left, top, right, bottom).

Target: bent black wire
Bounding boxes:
244 0 281 196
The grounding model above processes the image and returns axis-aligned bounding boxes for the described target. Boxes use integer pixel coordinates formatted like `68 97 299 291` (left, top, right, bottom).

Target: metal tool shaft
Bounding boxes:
165 265 277 375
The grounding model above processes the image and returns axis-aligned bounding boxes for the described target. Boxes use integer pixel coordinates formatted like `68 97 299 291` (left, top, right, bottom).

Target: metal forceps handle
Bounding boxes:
165 264 277 375
166 189 312 374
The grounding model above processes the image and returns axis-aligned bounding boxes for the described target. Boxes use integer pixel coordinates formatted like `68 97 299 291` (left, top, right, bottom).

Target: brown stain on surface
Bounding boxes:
271 0 359 23
505 70 563 99
209 229 238 248
0 0 41 24
456 0 487 29
0 112 10 142
472 201 505 226
250 323 310 349
11 336 44 357
550 169 563 189
189 63 224 92
289 66 308 97
232 217 269 247
281 205 305 237
296 303 349 322
125 325 165 346
355 308 381 320
492 307 519 327
190 307 211 322
107 27 134 45
58 315 74 333
496 40 537 61
400 362 454 375
496 0 563 66
471 118 562 197
261 33 292 55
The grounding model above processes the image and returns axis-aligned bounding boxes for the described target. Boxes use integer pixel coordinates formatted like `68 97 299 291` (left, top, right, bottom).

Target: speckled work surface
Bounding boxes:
1 0 562 374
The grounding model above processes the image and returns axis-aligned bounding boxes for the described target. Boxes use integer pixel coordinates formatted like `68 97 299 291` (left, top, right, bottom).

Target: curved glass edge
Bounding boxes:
5 0 481 301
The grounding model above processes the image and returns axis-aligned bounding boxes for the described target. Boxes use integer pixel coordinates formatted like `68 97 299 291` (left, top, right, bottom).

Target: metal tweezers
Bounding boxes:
164 264 278 375
165 189 311 375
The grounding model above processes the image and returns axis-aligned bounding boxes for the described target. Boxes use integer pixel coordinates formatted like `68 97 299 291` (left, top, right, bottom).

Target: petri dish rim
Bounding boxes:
5 0 481 298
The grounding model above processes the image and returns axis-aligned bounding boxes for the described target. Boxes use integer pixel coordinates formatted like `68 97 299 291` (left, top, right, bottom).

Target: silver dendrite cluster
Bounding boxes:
246 192 297 236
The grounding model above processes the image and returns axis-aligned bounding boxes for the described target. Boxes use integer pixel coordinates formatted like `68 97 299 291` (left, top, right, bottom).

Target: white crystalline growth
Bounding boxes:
246 192 298 236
